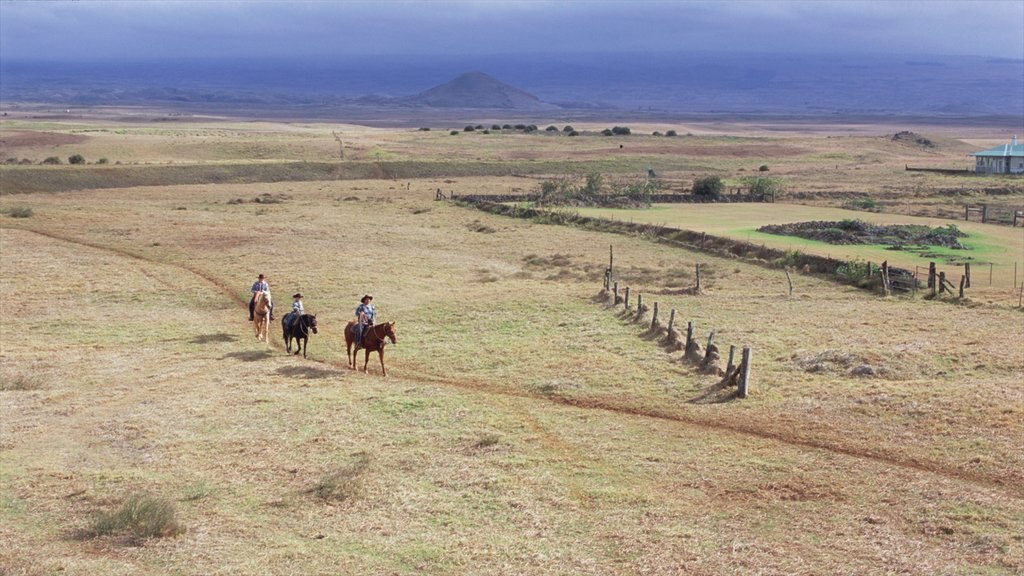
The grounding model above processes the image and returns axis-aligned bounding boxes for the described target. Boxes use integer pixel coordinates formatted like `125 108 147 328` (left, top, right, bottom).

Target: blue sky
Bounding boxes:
1 0 1022 61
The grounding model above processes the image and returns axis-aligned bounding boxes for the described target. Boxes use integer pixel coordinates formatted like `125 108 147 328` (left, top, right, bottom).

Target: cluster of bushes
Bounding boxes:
449 123 582 136
651 130 679 137
5 155 108 165
691 175 783 198
537 173 660 207
601 126 631 136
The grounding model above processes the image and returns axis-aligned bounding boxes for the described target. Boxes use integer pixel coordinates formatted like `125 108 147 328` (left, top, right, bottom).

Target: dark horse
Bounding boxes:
282 313 318 358
345 321 397 376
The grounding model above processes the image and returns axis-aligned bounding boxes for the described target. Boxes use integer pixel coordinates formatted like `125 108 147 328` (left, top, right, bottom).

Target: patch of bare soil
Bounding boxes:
0 131 89 155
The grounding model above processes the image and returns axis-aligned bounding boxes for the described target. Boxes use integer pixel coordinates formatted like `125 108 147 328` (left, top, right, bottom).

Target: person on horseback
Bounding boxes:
355 294 376 346
249 274 273 321
285 293 304 332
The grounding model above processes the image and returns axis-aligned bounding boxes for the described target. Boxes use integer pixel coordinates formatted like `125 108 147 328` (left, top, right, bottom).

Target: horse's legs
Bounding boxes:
362 349 370 373
378 348 387 377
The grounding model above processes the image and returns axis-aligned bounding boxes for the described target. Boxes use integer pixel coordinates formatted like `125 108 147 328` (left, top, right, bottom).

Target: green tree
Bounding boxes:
68 154 85 164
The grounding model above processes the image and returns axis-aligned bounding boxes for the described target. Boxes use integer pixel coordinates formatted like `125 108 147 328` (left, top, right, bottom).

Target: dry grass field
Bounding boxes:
1 116 1023 575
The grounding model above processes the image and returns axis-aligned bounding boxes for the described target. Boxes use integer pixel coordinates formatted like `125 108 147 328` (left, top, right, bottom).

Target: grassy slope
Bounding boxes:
1 180 1022 574
575 203 1024 298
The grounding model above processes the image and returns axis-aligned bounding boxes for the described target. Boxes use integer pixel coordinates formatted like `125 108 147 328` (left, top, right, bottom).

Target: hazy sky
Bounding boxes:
1 0 1022 61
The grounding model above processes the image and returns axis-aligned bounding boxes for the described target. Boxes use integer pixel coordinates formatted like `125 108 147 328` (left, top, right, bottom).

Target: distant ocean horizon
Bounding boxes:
2 51 1022 120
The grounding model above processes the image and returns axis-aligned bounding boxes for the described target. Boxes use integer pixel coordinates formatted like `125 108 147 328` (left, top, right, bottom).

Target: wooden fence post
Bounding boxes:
726 344 736 375
939 271 946 294
700 232 706 250
706 331 715 352
785 270 794 296
982 204 988 223
636 294 644 321
738 347 752 399
609 244 614 285
650 302 659 331
624 287 630 308
613 281 619 303
928 262 936 290
667 309 676 333
695 263 701 293
965 263 971 288
686 321 694 349
959 275 966 298
989 263 993 286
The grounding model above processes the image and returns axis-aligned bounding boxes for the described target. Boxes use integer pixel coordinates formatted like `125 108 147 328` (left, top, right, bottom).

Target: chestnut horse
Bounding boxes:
345 321 397 376
252 291 272 343
282 313 318 358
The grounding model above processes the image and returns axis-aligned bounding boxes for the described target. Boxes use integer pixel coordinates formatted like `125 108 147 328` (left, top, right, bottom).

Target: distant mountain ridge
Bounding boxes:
408 71 558 110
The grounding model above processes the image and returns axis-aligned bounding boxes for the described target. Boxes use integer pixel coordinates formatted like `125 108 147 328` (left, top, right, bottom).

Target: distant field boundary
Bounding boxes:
0 160 655 195
450 192 772 204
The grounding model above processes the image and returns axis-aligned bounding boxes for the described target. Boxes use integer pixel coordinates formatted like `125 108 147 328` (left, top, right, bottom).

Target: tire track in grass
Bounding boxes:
13 226 1023 499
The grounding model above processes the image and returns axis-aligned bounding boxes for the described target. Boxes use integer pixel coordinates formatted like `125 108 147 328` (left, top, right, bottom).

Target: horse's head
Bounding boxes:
384 321 397 345
307 314 318 334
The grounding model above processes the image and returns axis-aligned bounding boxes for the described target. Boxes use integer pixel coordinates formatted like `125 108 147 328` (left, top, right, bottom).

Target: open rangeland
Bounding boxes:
1 117 1023 575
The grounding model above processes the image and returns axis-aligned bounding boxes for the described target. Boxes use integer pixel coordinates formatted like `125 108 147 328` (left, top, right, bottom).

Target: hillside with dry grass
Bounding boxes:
1 118 1023 575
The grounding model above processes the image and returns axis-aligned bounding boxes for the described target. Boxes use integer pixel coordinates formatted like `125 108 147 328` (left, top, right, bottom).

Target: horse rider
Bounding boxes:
249 273 273 321
285 293 305 332
355 294 376 346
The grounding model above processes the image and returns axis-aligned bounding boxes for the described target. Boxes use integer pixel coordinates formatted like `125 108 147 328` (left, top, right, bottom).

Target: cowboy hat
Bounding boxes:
258 274 265 279
361 294 373 302
293 293 303 299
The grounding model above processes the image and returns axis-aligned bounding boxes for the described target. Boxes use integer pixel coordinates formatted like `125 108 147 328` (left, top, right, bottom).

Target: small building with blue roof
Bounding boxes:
971 136 1024 174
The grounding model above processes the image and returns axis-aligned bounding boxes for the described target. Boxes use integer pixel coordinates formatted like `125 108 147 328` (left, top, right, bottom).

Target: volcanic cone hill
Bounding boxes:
408 71 559 110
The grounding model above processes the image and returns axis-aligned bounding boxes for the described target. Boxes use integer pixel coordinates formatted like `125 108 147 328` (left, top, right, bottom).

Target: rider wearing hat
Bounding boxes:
285 293 304 332
249 273 273 321
355 294 376 346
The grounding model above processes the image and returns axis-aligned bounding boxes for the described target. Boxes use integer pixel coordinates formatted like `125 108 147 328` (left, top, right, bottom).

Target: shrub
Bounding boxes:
418 127 431 131
41 156 61 165
665 130 678 137
502 124 512 130
88 493 183 540
611 126 631 135
450 130 459 135
4 157 17 164
525 124 538 133
652 131 662 136
68 154 85 164
482 129 490 134
743 176 784 197
474 124 484 130
513 124 526 130
3 206 34 218
758 164 770 172
601 128 614 136
562 125 574 132
18 158 33 164
310 452 371 502
568 130 579 137
545 125 558 132
692 176 724 197
464 125 476 132
97 158 109 164
491 124 501 130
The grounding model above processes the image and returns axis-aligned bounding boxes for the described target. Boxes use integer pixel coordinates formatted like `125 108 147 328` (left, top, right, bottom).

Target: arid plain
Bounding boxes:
1 113 1023 575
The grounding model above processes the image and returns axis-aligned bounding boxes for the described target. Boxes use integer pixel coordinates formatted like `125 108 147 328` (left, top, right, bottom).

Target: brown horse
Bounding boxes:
345 321 397 376
252 291 272 343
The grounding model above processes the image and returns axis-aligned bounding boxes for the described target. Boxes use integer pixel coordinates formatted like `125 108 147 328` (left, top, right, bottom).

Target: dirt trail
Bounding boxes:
11 225 1023 499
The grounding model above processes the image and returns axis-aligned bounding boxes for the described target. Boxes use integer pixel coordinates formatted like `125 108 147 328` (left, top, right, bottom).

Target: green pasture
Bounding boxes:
575 203 1024 287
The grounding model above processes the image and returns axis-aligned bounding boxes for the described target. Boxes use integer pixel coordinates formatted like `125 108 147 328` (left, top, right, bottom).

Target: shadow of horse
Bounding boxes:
222 350 274 362
191 333 239 345
275 365 336 380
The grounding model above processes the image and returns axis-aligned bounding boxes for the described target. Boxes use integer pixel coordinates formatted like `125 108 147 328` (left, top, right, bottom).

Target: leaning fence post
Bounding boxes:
738 346 752 399
726 344 736 375
650 302 659 330
959 275 966 298
667 309 676 333
784 270 793 297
